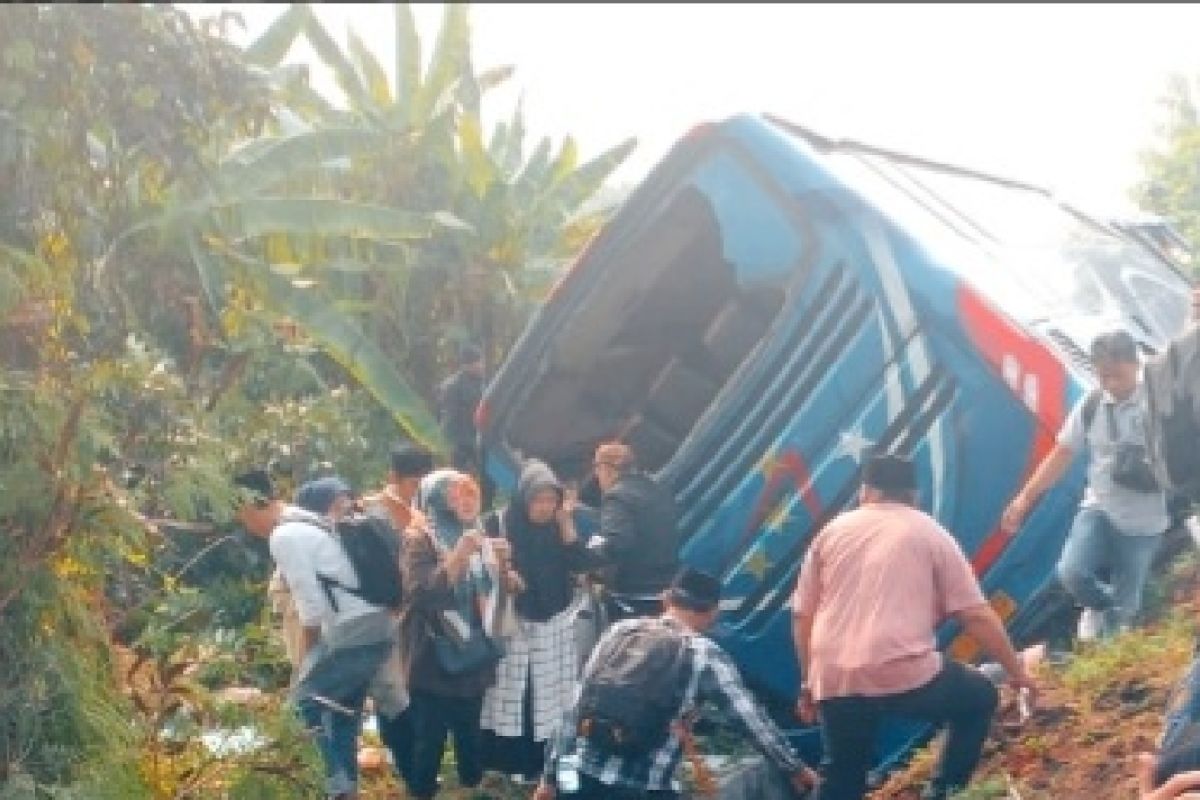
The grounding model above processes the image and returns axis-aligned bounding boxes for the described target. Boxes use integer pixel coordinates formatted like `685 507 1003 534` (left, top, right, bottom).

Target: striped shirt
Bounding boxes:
543 615 806 792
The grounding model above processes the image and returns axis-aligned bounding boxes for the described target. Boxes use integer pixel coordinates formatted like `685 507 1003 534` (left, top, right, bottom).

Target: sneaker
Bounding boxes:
1077 608 1107 642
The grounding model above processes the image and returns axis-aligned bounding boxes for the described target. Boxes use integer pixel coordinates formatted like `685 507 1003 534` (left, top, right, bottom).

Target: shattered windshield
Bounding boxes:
824 150 1190 342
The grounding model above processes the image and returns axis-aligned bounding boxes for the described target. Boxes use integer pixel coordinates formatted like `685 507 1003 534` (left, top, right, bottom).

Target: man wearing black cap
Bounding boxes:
792 452 1036 800
233 469 303 664
535 568 818 800
359 443 435 792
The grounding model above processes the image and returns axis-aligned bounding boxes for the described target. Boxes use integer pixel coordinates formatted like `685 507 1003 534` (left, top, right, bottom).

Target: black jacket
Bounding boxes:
437 369 482 449
595 472 682 596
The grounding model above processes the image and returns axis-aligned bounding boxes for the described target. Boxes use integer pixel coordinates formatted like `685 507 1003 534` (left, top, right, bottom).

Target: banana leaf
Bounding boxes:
499 98 526 178
549 136 579 186
264 268 446 452
524 138 635 254
217 128 388 195
457 113 496 199
300 7 373 113
219 197 433 242
532 137 635 221
267 64 336 119
488 121 509 167
512 136 553 206
244 3 310 66
347 26 392 106
185 233 228 318
477 64 515 93
414 3 470 124
392 3 421 125
458 53 483 117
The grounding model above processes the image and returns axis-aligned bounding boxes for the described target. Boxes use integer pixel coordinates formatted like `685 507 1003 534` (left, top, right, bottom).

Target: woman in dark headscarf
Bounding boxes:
480 459 599 781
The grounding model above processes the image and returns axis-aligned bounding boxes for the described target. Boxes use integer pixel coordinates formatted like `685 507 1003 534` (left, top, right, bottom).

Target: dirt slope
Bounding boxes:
873 557 1199 800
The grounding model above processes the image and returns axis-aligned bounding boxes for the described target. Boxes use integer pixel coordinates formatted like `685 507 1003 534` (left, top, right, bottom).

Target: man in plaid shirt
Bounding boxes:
534 568 818 799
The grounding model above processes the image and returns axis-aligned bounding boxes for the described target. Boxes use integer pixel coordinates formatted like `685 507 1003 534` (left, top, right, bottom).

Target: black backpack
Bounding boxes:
577 620 691 756
317 514 403 612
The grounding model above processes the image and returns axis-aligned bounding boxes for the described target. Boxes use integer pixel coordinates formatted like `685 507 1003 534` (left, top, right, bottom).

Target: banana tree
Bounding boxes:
136 120 460 451
167 3 634 448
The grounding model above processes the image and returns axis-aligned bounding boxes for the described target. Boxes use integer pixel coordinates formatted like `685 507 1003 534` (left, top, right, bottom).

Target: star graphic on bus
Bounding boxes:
745 549 772 580
764 500 792 534
833 427 874 464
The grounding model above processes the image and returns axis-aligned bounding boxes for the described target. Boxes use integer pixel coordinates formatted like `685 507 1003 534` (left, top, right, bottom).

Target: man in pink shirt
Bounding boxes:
791 453 1037 800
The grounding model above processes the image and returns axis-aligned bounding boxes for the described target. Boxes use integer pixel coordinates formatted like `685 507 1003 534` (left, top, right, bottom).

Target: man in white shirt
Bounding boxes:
1002 331 1169 641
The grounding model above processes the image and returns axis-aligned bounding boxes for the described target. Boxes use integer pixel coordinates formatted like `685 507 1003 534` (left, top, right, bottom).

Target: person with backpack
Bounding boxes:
358 443 435 791
588 442 683 623
1002 330 1171 641
401 470 521 800
230 468 308 674
535 567 818 800
235 471 402 800
362 443 435 534
480 459 601 783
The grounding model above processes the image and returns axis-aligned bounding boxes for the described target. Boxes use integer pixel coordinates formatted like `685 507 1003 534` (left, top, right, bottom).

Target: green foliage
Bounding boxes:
0 3 634 795
0 5 404 795
1134 73 1200 268
0 583 139 793
212 2 634 411
1061 607 1195 696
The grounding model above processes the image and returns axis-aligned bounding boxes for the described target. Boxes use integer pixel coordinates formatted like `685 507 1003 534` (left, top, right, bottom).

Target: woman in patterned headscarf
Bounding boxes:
399 469 518 800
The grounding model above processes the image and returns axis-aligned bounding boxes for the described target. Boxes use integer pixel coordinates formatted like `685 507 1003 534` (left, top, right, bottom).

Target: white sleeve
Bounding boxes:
269 525 326 627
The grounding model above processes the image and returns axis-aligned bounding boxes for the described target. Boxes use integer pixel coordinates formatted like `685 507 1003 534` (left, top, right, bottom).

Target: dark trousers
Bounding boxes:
408 690 485 799
815 661 999 800
481 668 545 778
377 705 416 790
571 773 680 800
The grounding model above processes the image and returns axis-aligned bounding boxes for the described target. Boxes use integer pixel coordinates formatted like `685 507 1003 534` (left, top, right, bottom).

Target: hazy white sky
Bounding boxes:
183 3 1200 216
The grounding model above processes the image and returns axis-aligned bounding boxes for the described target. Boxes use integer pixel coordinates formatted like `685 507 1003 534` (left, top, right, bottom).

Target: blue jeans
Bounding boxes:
1056 508 1162 632
294 640 392 797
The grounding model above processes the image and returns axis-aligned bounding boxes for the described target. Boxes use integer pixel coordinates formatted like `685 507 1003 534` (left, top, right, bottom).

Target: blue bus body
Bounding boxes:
477 114 1192 770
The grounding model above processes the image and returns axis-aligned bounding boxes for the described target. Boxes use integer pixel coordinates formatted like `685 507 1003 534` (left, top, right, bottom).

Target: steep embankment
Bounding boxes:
874 554 1200 800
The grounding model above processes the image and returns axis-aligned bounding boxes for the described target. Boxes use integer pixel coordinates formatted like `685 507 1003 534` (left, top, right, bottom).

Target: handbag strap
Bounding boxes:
1105 402 1121 443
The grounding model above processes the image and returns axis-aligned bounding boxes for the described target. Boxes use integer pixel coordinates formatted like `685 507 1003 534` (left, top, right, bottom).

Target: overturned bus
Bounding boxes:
476 114 1194 770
